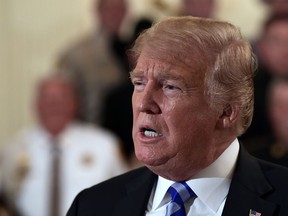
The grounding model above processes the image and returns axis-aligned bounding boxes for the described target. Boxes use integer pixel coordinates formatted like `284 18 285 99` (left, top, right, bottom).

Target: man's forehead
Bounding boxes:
133 57 185 77
136 50 193 70
135 55 173 70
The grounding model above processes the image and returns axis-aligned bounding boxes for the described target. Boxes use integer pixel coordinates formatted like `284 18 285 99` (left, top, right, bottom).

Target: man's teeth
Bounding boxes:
144 130 161 137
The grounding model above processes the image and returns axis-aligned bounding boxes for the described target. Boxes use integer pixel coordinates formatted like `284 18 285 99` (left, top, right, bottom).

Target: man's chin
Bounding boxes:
135 151 170 168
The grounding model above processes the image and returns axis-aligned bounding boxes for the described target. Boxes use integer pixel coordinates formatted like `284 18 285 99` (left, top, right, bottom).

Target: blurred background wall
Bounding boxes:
0 0 268 146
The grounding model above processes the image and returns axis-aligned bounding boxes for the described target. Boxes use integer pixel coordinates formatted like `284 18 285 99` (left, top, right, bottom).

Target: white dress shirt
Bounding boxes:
145 139 240 216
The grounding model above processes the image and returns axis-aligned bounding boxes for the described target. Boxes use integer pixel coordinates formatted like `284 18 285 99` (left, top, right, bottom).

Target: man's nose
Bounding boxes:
135 84 161 114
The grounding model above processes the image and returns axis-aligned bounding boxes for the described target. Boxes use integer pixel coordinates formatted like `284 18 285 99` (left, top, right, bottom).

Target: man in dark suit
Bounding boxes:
67 16 288 216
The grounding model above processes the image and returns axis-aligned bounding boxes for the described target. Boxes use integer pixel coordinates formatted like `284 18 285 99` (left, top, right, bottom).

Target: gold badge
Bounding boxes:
81 153 94 167
16 152 30 182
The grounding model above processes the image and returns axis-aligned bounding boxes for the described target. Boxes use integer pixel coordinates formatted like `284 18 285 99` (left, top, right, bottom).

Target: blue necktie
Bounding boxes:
165 182 196 216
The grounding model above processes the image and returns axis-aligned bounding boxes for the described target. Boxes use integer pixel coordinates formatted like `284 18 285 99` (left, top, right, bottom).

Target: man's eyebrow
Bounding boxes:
157 69 191 86
130 70 144 79
158 73 185 81
130 70 187 83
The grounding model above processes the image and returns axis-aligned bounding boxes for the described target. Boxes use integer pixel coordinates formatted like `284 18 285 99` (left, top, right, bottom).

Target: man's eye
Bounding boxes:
132 80 143 86
163 84 180 91
163 84 182 98
132 80 145 91
165 85 176 90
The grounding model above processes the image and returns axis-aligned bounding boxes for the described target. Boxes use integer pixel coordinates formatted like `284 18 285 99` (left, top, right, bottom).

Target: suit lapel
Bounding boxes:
113 167 157 216
222 146 277 216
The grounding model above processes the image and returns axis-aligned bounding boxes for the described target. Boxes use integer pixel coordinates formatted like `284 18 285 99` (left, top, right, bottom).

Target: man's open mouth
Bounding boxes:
140 128 162 137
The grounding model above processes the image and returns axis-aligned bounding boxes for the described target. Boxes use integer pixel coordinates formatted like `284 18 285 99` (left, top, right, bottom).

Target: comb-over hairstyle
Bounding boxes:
129 16 256 135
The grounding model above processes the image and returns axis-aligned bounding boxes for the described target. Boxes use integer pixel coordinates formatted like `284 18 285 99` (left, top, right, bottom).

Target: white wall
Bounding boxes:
216 0 268 40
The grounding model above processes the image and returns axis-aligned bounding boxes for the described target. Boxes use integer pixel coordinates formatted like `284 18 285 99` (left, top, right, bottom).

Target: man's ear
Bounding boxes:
216 103 240 129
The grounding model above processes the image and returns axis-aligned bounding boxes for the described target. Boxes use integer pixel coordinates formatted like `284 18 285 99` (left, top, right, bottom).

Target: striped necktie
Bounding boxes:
165 182 196 216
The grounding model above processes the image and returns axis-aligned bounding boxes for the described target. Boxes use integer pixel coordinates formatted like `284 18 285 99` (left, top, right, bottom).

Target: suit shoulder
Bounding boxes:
76 167 153 199
67 167 156 215
88 167 151 190
258 158 288 173
258 158 288 181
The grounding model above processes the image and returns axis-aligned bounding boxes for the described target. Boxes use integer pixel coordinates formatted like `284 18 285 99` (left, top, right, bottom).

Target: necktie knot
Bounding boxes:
166 182 196 216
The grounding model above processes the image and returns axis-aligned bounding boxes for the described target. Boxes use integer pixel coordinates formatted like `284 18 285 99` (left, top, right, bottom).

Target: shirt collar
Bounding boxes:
151 138 240 212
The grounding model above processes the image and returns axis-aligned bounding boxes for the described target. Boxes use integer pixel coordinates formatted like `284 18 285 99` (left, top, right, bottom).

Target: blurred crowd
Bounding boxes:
1 0 288 215
240 1 288 162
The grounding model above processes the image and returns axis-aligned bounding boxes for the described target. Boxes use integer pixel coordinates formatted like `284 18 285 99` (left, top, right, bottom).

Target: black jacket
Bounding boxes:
67 147 288 216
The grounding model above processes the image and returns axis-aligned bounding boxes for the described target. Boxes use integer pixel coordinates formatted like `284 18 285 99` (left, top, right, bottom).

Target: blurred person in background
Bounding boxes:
181 0 216 18
1 73 127 216
245 77 288 167
240 14 288 144
256 14 288 77
262 0 288 15
57 0 129 125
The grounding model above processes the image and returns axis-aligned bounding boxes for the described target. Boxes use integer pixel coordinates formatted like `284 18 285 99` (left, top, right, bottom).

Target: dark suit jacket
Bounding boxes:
67 147 288 216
